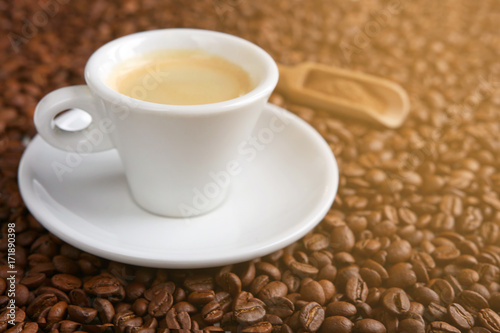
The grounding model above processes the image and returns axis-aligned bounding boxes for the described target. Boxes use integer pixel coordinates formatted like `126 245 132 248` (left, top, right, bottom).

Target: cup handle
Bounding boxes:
34 85 114 152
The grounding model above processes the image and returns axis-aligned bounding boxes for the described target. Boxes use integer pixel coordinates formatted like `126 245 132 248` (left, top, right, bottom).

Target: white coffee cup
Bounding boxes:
34 29 279 217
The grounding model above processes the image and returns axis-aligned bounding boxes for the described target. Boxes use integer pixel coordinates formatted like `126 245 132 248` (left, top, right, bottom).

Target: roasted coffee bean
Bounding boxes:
264 296 294 318
326 301 357 318
353 318 387 333
412 286 441 306
304 233 330 251
289 261 319 278
425 302 448 322
299 302 324 332
47 301 68 323
300 280 326 305
113 310 143 328
200 300 223 324
477 308 500 333
165 307 191 329
345 276 368 303
148 289 174 317
456 290 489 315
320 316 354 333
69 288 91 307
234 291 266 324
36 286 70 303
360 267 383 287
399 318 425 333
187 290 215 304
429 279 455 305
386 262 417 289
67 305 98 323
447 303 474 330
331 222 355 253
240 321 273 333
20 273 46 289
51 273 81 292
132 298 149 317
83 275 124 300
26 293 58 320
426 321 461 333
184 275 214 292
94 298 115 323
256 262 282 281
144 282 176 301
251 275 270 296
218 272 242 296
382 288 410 315
258 281 288 300
387 239 412 264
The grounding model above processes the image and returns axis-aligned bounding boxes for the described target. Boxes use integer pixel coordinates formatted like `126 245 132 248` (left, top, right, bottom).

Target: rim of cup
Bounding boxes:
84 28 279 115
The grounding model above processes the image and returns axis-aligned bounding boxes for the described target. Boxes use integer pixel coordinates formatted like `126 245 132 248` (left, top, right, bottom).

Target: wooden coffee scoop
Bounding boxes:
276 62 410 128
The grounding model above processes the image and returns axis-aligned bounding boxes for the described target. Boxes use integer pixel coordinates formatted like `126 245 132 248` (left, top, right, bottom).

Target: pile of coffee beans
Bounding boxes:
1 0 500 332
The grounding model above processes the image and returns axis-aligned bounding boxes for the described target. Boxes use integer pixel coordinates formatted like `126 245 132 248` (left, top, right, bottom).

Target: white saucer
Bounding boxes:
19 103 338 268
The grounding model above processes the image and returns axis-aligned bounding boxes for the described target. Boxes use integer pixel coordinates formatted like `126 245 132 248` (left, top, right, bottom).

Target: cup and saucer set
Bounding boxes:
18 29 339 269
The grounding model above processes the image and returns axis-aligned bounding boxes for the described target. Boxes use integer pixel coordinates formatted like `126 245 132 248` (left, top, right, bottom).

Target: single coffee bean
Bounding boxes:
256 262 282 281
132 298 149 317
125 282 146 301
300 280 326 305
46 301 68 323
20 273 46 289
36 286 70 304
477 308 500 333
258 281 288 301
320 316 354 333
456 290 489 315
13 284 29 307
412 286 441 306
148 289 173 317
319 279 336 303
234 291 266 325
187 290 215 304
51 273 82 292
289 261 319 278
345 276 368 303
399 318 425 333
426 321 461 333
200 300 223 324
382 288 410 315
241 321 273 333
330 223 355 253
326 301 357 318
184 275 214 292
360 267 382 287
303 233 330 251
263 296 294 319
386 262 417 289
428 279 455 304
356 302 373 318
447 303 474 330
144 282 175 301
386 239 412 264
218 272 242 296
318 264 337 282
250 275 270 296
425 302 448 322
93 298 115 323
67 305 98 323
353 318 386 333
299 302 324 332
83 275 124 300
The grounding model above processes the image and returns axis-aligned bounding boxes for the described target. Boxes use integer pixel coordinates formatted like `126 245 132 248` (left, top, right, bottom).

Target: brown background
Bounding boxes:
1 0 500 332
